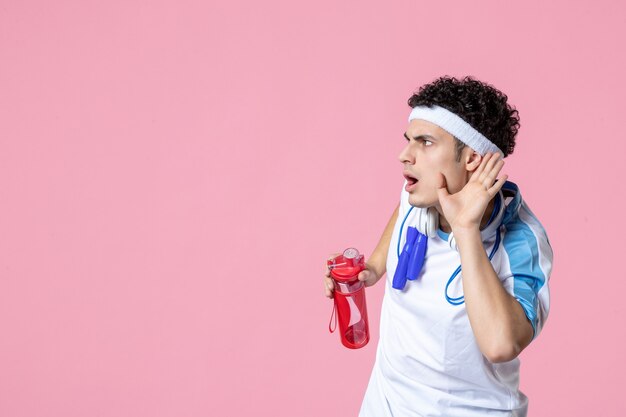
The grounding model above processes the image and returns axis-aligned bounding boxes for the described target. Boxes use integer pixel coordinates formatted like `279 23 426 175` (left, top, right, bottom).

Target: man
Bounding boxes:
324 76 552 416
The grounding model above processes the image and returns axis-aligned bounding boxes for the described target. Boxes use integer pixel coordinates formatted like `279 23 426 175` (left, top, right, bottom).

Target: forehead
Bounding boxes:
406 119 455 143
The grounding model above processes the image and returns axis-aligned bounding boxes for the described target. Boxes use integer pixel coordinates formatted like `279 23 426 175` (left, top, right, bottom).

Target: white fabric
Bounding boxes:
359 180 552 417
408 105 503 156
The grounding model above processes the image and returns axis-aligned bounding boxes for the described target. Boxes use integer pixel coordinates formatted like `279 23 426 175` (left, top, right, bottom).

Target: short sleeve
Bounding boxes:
499 202 553 340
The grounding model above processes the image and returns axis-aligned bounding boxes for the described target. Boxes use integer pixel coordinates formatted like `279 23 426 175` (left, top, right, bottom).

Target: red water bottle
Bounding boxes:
327 248 370 349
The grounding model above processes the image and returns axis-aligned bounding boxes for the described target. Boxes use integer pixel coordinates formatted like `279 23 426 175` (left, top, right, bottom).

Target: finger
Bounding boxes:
324 277 334 298
436 172 450 199
325 276 334 288
359 271 373 288
325 252 341 276
478 153 500 183
324 252 340 297
488 174 508 196
483 159 504 188
358 270 369 281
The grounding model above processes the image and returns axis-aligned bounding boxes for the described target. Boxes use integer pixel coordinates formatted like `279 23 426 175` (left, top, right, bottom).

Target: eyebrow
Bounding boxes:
404 132 437 141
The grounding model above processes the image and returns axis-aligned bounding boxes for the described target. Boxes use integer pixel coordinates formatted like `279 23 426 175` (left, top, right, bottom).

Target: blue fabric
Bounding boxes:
500 181 548 339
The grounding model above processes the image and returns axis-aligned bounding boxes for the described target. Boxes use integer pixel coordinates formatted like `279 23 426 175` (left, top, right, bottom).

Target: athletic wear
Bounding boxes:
359 180 552 417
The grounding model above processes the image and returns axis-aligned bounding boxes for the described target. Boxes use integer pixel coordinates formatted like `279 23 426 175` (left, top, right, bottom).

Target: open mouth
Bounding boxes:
404 172 418 185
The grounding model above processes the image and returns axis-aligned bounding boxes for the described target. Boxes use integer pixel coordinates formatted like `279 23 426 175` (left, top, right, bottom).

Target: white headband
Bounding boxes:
408 105 502 156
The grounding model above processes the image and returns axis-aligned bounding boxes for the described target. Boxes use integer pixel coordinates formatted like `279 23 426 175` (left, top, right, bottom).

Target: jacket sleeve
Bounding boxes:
498 202 553 340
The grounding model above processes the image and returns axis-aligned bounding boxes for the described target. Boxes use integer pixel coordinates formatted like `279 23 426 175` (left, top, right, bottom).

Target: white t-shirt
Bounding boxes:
359 180 552 417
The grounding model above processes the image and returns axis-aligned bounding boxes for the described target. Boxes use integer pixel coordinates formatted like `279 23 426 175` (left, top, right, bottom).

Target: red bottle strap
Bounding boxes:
328 297 337 333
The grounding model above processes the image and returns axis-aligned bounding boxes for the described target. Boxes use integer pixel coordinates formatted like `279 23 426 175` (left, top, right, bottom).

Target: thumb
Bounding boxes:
358 270 371 281
437 173 450 199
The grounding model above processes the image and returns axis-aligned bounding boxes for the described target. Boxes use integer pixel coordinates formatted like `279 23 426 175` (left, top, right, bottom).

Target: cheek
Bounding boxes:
422 172 438 187
420 160 442 183
441 170 465 193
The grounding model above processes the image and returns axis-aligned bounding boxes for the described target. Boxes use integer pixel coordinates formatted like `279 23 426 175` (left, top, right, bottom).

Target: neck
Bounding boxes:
436 197 497 234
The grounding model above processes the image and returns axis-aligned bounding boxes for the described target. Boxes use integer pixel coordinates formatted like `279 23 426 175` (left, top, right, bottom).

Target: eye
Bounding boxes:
404 135 434 146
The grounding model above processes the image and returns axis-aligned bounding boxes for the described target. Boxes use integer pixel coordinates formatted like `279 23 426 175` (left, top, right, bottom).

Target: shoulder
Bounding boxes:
501 181 551 245
499 181 553 276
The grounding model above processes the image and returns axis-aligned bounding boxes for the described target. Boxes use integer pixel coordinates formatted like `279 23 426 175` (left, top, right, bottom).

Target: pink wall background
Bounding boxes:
1 0 625 415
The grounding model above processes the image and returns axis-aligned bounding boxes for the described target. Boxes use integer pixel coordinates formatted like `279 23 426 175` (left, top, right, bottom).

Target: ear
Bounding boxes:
464 149 482 173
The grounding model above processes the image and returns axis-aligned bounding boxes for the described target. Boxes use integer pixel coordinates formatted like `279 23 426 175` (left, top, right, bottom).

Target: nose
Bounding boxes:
398 142 414 164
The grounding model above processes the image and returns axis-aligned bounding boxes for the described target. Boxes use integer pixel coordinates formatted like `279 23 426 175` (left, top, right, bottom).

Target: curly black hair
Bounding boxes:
407 76 520 159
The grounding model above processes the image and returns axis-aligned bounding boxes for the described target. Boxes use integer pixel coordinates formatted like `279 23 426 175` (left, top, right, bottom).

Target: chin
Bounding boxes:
408 195 435 209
